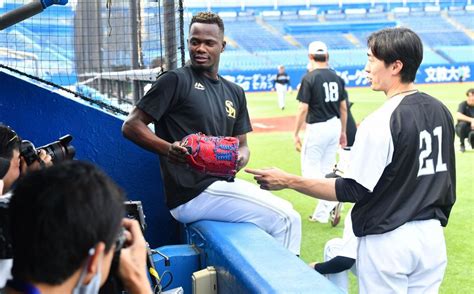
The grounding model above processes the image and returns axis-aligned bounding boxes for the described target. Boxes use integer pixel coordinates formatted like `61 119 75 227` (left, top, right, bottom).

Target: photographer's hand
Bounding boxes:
118 218 153 294
20 150 52 174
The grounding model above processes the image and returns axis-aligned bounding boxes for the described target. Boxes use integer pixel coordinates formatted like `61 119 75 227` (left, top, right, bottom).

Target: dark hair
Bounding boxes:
310 54 328 62
0 124 21 160
10 161 125 284
466 88 474 96
367 27 423 83
189 11 224 34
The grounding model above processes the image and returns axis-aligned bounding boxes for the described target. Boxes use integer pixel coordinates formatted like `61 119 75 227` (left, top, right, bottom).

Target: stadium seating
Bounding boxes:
1 2 473 86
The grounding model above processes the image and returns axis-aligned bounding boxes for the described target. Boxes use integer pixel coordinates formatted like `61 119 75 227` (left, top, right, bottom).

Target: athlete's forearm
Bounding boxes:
286 175 338 201
340 100 348 133
294 103 308 135
122 118 170 156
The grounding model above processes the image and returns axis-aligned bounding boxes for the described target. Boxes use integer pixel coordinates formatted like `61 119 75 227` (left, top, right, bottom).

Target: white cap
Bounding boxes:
308 41 328 55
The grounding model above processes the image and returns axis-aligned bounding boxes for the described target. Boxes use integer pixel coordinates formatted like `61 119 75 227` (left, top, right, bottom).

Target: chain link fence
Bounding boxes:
0 0 187 113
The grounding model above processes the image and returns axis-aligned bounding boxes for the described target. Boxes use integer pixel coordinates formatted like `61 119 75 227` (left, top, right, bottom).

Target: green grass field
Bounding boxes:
238 82 474 293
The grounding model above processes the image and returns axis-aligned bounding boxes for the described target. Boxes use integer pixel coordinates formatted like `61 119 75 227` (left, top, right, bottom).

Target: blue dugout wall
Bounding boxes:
0 69 179 247
221 62 474 92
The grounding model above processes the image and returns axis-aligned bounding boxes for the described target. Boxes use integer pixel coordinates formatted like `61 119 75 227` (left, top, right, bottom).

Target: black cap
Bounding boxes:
0 157 10 179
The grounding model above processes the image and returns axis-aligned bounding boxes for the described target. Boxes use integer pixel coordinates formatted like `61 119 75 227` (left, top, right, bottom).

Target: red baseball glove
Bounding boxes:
180 133 239 181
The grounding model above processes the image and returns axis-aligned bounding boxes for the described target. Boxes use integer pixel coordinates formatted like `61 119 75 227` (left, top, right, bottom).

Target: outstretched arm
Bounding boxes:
245 167 338 201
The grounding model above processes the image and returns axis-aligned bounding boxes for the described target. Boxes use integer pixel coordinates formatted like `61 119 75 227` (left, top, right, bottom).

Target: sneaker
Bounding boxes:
330 203 343 227
308 215 327 223
308 215 318 222
460 144 466 153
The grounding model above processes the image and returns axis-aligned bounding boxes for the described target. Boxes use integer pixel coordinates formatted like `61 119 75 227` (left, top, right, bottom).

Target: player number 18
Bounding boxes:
417 126 447 177
323 82 339 102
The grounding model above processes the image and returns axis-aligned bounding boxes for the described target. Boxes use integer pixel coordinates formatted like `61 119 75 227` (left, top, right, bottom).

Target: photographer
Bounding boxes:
0 124 52 195
3 161 152 294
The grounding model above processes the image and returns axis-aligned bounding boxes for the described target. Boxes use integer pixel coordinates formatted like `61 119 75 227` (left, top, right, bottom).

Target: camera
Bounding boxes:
20 134 76 166
100 201 149 294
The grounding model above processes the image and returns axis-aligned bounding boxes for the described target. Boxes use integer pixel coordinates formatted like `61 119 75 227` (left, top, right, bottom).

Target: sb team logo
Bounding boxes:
194 82 205 90
225 100 236 118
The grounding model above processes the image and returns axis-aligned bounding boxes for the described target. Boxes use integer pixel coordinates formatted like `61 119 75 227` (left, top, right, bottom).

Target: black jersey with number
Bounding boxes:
296 68 347 123
137 65 252 209
343 92 456 236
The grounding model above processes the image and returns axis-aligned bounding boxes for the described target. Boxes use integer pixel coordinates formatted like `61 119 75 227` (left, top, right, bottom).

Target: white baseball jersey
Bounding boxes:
343 91 456 237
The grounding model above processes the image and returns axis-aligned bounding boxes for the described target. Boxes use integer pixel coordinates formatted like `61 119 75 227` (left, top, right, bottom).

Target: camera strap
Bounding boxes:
6 279 41 294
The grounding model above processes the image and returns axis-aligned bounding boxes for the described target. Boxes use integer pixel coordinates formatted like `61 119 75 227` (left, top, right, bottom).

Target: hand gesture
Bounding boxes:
118 218 152 294
20 149 53 174
245 167 290 191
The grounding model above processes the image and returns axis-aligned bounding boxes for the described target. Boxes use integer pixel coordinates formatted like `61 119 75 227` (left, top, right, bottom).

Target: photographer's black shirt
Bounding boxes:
137 65 252 209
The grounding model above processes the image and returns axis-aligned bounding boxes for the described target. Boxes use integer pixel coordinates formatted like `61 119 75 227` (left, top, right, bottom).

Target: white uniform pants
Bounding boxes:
324 238 357 293
358 219 447 294
170 178 302 255
275 83 287 109
302 117 341 222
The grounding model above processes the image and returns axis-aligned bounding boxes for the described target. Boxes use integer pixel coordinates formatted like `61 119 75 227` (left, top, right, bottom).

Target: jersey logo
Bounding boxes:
225 100 236 118
194 82 205 90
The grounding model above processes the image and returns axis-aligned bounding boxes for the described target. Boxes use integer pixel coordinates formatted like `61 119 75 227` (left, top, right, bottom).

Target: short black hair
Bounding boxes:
0 124 21 160
466 88 474 96
367 27 423 83
189 11 224 34
10 161 126 284
310 54 328 62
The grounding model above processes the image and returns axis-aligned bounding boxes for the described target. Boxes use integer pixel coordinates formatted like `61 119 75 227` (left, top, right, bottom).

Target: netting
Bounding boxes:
0 0 187 113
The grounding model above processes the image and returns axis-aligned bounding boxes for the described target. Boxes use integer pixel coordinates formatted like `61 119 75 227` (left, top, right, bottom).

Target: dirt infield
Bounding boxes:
251 116 301 133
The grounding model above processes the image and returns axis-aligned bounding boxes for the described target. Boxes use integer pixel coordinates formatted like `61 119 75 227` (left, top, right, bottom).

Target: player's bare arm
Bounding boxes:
339 99 348 147
122 108 187 163
236 134 250 171
245 167 338 201
294 102 309 152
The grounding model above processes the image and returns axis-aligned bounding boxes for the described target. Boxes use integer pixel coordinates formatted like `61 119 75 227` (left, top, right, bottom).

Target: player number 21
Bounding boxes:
323 82 339 102
417 126 447 177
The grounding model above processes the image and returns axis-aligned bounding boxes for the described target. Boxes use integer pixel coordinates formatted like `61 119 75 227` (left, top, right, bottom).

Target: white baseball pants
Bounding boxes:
275 83 288 109
170 178 302 255
301 117 341 222
323 238 357 293
357 219 447 293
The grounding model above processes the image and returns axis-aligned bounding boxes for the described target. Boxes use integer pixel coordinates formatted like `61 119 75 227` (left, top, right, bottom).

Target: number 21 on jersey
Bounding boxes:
417 126 447 177
323 82 339 102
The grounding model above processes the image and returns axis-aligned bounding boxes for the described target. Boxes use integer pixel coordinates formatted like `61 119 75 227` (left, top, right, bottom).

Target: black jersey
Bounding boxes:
343 92 456 237
296 68 347 123
457 101 474 122
274 73 290 86
137 65 252 209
